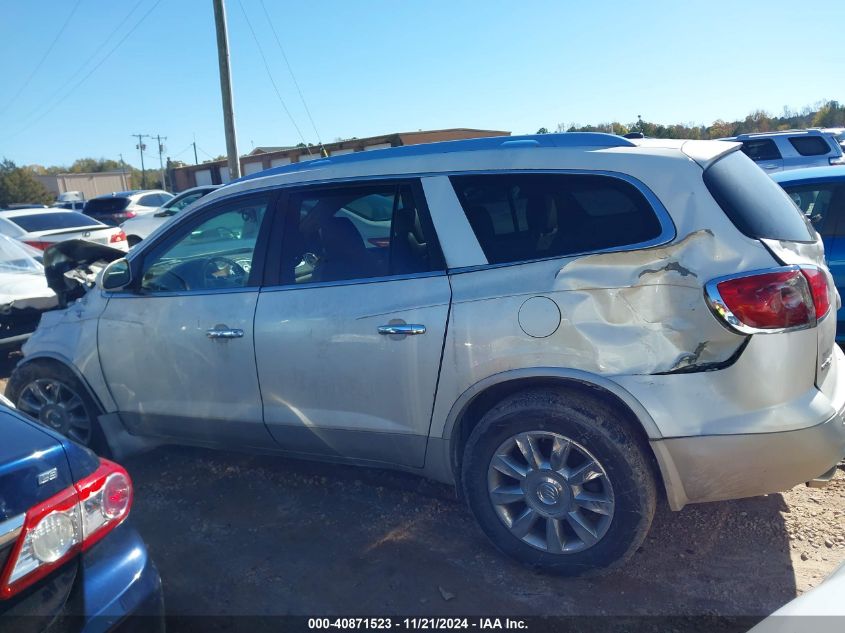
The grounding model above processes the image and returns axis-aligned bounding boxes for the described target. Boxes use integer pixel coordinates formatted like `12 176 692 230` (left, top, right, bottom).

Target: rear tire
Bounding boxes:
6 361 110 455
462 388 656 575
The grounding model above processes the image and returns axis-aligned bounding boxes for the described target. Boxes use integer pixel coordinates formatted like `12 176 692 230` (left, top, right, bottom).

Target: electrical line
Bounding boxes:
235 0 312 153
258 0 326 156
0 0 84 117
0 0 162 143
8 0 147 131
196 145 218 160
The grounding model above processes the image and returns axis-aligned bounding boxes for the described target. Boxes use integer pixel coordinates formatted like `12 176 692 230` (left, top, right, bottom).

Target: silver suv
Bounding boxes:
723 129 845 173
8 133 845 574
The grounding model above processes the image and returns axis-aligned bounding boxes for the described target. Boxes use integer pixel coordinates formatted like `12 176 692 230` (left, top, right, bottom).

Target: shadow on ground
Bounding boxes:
125 444 797 617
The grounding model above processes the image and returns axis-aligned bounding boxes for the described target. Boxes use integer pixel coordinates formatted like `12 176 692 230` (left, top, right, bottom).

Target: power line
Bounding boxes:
258 0 326 156
0 0 84 117
0 0 163 143
235 0 312 153
6 0 147 130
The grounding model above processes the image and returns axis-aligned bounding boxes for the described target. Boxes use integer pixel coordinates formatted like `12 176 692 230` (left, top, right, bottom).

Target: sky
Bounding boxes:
0 0 843 170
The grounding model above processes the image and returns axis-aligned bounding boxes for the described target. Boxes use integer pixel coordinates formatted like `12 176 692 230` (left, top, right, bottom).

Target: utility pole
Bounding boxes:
132 133 151 188
213 0 240 180
192 134 199 165
155 134 167 190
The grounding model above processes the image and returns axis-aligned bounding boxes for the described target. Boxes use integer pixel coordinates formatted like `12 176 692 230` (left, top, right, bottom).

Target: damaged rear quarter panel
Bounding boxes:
430 156 780 442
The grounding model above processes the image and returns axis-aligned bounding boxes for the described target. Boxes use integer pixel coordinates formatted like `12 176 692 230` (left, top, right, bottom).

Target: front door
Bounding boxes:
98 193 277 448
254 181 451 467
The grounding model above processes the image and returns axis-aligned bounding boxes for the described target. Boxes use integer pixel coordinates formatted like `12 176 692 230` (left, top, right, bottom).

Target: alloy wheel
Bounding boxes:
487 431 615 554
17 379 93 445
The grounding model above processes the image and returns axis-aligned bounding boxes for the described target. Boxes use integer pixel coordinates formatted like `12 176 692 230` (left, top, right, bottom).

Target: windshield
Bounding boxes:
0 234 43 273
161 190 208 213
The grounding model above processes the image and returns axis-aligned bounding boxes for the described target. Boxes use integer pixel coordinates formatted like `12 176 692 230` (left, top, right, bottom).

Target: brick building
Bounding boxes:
168 128 509 192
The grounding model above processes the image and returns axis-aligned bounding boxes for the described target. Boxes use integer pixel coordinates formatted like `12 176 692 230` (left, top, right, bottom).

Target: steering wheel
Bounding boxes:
203 256 247 287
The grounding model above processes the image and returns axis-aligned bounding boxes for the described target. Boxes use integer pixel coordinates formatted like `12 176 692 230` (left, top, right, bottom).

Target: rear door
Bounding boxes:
254 180 451 468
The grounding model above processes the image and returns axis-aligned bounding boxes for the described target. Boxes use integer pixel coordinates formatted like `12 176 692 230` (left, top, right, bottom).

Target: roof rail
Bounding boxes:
233 133 635 184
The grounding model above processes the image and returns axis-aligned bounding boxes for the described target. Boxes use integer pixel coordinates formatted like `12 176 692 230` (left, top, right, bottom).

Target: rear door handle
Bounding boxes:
377 324 426 336
206 327 244 339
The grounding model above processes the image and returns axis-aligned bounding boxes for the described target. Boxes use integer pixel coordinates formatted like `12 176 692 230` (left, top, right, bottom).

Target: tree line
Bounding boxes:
537 100 845 139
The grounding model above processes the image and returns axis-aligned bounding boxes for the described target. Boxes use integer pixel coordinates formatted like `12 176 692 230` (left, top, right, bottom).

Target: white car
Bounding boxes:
121 185 220 245
82 189 173 226
0 209 128 252
0 234 56 349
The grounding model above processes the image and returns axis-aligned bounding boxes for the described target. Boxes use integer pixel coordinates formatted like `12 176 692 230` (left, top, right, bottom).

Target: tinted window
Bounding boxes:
141 196 269 292
449 173 663 264
84 197 129 214
740 139 782 161
164 191 206 212
781 183 845 236
139 194 168 207
280 183 443 285
789 136 832 157
704 151 814 242
9 212 102 232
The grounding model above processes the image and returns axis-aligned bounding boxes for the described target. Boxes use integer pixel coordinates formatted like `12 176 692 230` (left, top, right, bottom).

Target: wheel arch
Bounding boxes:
9 352 106 415
442 368 671 502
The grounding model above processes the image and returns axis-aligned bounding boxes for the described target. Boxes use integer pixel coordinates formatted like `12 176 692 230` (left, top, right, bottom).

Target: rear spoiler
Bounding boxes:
681 140 741 170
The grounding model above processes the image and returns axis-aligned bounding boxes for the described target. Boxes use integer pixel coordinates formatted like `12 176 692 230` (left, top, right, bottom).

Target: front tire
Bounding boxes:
462 388 656 575
6 361 109 454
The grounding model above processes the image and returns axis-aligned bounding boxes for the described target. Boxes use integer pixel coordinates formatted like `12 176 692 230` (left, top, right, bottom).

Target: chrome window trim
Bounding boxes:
703 264 826 335
260 270 447 293
105 286 259 299
122 169 675 289
0 513 24 549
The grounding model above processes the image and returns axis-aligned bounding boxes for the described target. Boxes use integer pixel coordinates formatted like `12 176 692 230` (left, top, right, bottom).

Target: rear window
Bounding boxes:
740 139 781 161
788 135 832 157
84 198 130 214
9 212 102 232
703 151 814 242
450 173 664 265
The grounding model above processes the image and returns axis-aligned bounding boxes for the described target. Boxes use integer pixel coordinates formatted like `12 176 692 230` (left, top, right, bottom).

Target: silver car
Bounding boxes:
7 133 845 574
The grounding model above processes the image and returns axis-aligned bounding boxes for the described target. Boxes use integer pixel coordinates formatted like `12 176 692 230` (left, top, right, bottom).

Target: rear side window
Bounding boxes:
740 139 781 161
788 135 832 156
139 193 169 207
704 151 814 242
9 212 101 232
449 173 664 264
84 198 129 214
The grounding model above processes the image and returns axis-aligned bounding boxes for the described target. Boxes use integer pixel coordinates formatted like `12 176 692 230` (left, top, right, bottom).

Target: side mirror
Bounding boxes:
101 258 132 291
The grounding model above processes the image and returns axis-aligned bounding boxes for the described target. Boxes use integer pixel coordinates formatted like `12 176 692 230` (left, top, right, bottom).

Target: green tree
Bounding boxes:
0 159 53 207
536 127 549 134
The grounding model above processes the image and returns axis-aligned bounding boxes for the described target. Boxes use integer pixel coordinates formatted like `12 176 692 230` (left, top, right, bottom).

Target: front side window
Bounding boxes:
140 196 269 292
740 139 781 161
450 173 663 265
782 183 844 236
163 192 205 214
280 183 442 285
789 135 832 157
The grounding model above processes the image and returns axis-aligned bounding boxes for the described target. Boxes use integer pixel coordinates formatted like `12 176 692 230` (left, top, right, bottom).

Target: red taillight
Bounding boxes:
123 210 136 219
22 240 52 251
110 230 127 244
801 267 831 319
0 459 133 599
706 266 831 333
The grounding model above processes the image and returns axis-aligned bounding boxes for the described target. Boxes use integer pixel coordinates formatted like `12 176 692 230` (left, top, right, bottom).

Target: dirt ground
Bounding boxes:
2 351 844 617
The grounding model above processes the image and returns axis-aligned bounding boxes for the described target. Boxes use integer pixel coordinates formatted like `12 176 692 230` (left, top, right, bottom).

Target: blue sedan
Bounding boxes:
774 166 845 342
0 400 164 631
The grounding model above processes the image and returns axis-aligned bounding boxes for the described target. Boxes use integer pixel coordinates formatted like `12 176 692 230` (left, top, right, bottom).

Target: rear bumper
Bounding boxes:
74 522 164 633
651 403 845 510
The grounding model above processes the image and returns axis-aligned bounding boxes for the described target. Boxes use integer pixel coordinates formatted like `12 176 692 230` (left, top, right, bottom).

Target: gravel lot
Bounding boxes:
2 350 844 617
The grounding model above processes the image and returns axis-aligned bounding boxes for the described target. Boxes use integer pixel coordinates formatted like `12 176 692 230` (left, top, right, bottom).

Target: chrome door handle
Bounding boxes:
377 324 426 336
206 327 244 339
